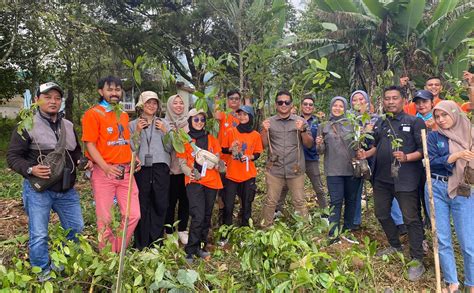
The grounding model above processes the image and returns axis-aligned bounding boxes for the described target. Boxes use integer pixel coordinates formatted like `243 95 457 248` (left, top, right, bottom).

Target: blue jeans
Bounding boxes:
354 183 404 226
425 179 474 286
327 176 361 236
23 180 84 271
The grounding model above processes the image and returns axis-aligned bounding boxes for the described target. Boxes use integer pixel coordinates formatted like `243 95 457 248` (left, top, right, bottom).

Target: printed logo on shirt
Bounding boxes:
107 127 113 134
107 139 130 146
437 141 445 148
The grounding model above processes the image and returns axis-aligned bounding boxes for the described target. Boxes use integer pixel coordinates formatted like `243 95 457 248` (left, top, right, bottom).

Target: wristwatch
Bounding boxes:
26 167 33 175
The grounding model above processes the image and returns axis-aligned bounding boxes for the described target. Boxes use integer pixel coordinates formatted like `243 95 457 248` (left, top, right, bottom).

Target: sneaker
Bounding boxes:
328 237 341 246
273 210 283 219
397 224 408 236
37 268 52 282
217 238 228 247
376 246 403 257
178 231 189 245
185 254 194 264
196 249 211 260
341 235 360 245
407 259 425 281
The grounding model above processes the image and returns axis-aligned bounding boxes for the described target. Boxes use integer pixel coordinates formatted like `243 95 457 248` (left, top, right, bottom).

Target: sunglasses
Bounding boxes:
302 102 314 107
228 96 240 101
193 117 206 123
276 100 292 106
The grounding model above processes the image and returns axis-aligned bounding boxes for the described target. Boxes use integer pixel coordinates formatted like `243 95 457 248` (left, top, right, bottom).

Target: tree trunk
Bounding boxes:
64 58 74 121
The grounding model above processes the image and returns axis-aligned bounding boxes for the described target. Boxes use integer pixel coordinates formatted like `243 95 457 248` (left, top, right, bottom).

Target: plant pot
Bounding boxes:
352 158 371 179
390 160 401 178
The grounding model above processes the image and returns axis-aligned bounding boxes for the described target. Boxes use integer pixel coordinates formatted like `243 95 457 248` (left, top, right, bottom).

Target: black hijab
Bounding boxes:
188 116 208 172
236 112 254 133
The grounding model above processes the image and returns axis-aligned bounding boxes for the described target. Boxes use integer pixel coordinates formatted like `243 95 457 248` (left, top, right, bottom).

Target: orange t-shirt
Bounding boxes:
222 128 263 183
82 104 132 164
404 97 461 116
216 112 239 164
176 134 223 190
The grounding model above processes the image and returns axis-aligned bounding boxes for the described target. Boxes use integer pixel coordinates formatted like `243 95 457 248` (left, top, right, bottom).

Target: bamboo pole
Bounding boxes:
115 152 137 293
421 129 441 293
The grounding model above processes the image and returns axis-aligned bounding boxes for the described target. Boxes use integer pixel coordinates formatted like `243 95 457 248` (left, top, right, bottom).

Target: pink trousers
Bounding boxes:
91 164 140 252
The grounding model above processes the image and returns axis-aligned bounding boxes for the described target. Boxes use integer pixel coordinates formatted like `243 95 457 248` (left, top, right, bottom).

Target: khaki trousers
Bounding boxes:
261 172 308 226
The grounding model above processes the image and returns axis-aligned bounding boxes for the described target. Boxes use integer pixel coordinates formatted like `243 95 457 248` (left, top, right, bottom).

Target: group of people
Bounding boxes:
6 72 474 290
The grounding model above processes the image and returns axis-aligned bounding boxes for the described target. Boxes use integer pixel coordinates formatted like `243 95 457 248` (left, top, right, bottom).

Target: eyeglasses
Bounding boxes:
228 96 240 101
193 117 206 123
276 100 292 106
302 102 314 107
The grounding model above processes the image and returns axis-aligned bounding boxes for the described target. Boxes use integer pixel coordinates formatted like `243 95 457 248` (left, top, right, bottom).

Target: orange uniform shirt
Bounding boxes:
404 97 466 116
82 104 132 164
176 135 223 190
222 128 263 183
216 112 239 164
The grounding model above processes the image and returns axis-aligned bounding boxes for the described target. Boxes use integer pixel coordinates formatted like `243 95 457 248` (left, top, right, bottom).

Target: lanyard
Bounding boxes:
143 118 154 153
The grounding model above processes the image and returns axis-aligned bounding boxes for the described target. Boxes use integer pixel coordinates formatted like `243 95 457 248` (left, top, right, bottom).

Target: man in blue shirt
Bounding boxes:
276 95 327 214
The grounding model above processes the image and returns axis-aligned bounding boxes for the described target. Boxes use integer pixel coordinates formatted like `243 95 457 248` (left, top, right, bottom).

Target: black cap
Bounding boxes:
413 90 433 102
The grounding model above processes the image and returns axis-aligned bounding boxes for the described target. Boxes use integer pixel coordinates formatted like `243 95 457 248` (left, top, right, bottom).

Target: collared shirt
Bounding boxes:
303 115 319 161
265 114 306 178
373 111 426 192
427 131 454 177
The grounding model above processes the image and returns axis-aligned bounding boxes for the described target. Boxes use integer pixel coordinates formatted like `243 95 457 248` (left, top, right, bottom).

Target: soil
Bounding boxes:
0 198 29 241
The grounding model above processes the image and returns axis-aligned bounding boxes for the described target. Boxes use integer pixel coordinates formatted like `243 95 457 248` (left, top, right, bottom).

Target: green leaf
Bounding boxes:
134 70 142 86
171 135 185 154
362 0 386 19
122 59 133 68
397 0 425 37
134 274 143 286
321 22 338 31
439 11 474 55
432 0 460 22
44 281 53 293
314 0 333 12
176 269 198 288
329 71 341 78
154 263 165 283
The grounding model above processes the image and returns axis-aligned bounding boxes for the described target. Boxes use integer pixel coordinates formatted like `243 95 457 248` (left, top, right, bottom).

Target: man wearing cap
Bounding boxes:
81 76 140 252
129 91 172 249
260 90 313 227
220 105 263 232
7 82 88 280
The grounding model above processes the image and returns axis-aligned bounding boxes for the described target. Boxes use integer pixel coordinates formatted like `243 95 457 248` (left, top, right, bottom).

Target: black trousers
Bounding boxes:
185 183 217 255
133 163 170 250
373 180 424 259
223 178 257 226
165 174 189 234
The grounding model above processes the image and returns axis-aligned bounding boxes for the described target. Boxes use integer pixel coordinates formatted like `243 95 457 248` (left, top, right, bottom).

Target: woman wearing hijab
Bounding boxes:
220 106 263 235
164 94 190 245
427 100 474 293
316 96 361 244
129 91 172 249
176 108 223 263
349 90 406 233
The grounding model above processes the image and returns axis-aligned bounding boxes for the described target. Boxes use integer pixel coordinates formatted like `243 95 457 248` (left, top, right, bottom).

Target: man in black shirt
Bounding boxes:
358 86 426 281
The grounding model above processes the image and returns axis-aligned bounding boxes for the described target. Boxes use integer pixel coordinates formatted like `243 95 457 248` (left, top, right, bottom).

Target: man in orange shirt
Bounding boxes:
82 76 140 252
215 90 241 223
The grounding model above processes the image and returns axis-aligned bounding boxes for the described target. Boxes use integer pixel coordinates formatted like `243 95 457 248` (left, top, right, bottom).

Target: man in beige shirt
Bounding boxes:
260 90 313 226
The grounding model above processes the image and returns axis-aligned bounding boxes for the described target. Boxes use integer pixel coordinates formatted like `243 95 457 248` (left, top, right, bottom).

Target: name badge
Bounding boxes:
201 161 208 177
402 126 411 132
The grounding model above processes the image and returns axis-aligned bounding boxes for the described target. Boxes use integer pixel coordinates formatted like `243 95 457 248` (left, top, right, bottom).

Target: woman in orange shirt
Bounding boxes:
177 108 223 263
221 106 263 231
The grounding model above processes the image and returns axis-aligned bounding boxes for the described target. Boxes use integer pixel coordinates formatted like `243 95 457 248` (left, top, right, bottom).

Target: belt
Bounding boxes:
431 173 448 183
